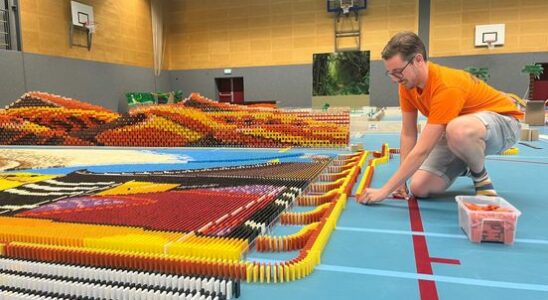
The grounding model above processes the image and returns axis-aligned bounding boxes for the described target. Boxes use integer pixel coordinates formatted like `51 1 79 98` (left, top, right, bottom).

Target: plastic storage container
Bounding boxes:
455 195 521 245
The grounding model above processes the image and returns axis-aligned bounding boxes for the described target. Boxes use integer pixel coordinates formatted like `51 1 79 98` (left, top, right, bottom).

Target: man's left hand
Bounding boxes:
358 188 390 205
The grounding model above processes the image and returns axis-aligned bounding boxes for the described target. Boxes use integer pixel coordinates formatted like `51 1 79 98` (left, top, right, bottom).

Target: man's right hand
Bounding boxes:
392 184 410 200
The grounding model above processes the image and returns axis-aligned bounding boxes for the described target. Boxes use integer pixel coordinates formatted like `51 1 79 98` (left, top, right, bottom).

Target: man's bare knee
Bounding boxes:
446 117 485 152
409 182 431 198
447 123 474 149
410 170 449 198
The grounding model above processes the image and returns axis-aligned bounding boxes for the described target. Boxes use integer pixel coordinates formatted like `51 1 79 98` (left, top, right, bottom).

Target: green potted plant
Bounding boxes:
521 63 544 99
464 67 490 82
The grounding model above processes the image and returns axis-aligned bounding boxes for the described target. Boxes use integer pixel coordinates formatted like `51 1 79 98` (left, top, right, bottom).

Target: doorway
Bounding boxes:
532 63 548 102
215 77 244 104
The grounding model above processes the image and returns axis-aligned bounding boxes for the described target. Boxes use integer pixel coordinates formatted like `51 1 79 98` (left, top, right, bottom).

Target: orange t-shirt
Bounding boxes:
399 63 524 124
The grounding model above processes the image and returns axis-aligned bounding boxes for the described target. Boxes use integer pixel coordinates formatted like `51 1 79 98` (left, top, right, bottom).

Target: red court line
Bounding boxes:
430 257 461 265
408 196 463 299
408 196 439 300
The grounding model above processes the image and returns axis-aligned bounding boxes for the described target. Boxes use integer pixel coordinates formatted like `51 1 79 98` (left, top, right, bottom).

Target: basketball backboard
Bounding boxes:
71 1 94 27
327 0 367 14
475 24 505 48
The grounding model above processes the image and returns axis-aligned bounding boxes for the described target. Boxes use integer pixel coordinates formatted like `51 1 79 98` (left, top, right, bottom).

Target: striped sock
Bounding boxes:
471 167 497 196
459 167 471 177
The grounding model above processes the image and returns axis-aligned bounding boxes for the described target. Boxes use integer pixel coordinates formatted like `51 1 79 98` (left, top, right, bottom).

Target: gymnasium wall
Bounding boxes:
429 0 548 57
164 0 548 68
169 64 312 108
0 50 171 111
0 51 26 103
165 0 418 69
2 0 548 110
372 0 548 107
19 0 153 68
165 0 418 106
166 0 548 107
432 52 548 100
0 0 161 110
385 0 548 106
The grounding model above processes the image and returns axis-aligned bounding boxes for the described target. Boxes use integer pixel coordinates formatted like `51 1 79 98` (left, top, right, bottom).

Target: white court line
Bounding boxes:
489 156 548 159
336 226 548 245
357 133 400 135
315 264 548 292
245 257 548 292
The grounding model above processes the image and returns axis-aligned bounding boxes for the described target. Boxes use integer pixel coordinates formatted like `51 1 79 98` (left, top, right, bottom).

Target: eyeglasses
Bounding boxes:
385 56 416 79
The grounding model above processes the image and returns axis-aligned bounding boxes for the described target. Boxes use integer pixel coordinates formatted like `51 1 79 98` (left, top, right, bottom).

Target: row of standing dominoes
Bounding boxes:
0 257 240 299
242 150 370 283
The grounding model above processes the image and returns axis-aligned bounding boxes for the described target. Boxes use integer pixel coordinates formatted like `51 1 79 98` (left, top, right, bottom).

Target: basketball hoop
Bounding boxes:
341 4 351 14
340 0 354 14
328 0 366 16
84 21 97 34
482 32 497 50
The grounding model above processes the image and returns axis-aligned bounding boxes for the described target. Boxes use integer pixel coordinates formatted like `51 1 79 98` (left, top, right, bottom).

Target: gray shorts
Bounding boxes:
419 111 521 185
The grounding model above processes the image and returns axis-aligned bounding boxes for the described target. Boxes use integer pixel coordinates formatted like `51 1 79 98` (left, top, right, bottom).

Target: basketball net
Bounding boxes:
486 40 495 50
341 0 354 14
341 4 351 14
84 21 97 34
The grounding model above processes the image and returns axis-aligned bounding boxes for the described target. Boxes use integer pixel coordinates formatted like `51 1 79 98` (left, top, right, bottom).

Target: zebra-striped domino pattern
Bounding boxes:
0 257 240 300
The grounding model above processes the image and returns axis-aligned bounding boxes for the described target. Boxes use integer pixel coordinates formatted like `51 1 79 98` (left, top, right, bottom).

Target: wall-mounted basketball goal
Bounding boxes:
69 1 95 50
475 24 505 50
327 0 367 52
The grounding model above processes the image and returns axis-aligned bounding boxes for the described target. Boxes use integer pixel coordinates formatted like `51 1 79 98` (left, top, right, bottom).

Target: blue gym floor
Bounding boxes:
2 129 547 300
243 131 548 300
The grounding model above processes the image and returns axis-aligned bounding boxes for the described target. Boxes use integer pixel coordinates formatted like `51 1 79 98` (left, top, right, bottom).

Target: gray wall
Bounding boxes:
23 53 158 112
418 0 430 54
3 50 548 111
167 61 400 108
355 0 430 108
369 52 548 108
155 71 171 94
0 50 26 105
0 50 163 112
169 64 312 108
432 52 548 99
370 60 399 107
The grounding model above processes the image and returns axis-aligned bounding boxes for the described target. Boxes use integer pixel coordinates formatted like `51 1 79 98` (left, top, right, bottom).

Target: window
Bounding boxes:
1 0 20 50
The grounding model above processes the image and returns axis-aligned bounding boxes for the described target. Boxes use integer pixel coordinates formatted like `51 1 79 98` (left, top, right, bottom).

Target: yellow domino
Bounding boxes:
501 147 519 155
246 264 253 283
289 264 296 281
253 264 259 282
284 264 291 282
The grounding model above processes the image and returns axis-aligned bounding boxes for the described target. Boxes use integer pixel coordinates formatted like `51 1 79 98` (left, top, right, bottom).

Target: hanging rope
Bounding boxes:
151 0 166 77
